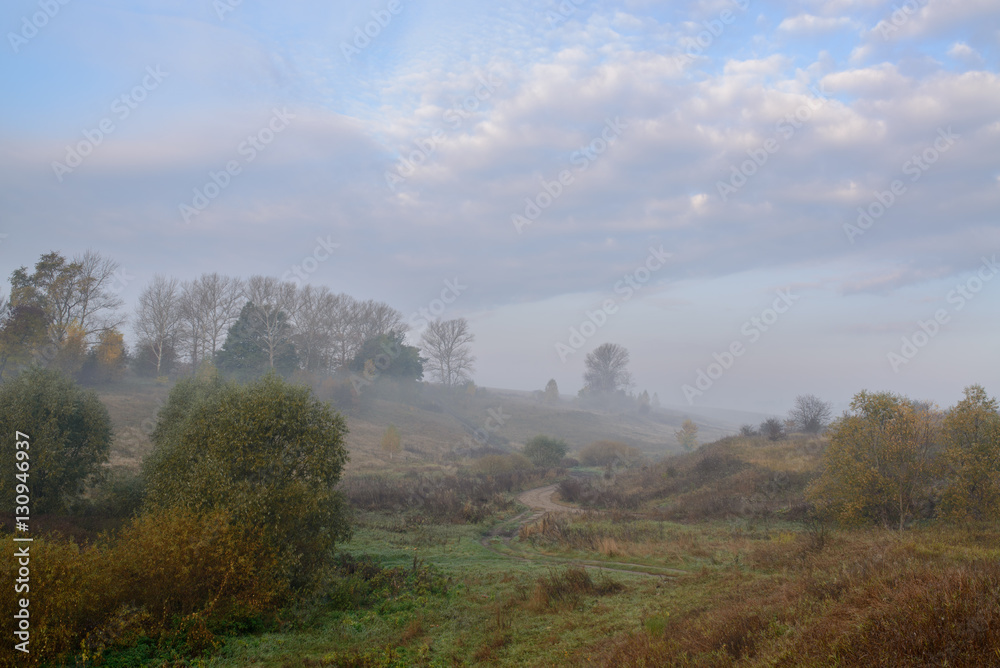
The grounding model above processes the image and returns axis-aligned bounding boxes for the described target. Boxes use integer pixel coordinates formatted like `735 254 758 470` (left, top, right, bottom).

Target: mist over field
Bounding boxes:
2 1 1000 666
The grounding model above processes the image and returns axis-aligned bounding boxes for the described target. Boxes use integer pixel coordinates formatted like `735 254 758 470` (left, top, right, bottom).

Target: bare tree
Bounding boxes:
321 295 406 372
327 293 363 371
420 318 475 387
74 249 126 340
294 285 337 372
177 281 206 369
354 299 407 342
788 394 833 434
583 343 633 394
193 273 245 358
132 275 183 376
244 275 300 370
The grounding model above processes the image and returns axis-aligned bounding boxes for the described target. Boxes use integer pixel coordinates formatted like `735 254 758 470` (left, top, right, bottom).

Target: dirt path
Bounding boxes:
516 484 584 515
479 484 684 579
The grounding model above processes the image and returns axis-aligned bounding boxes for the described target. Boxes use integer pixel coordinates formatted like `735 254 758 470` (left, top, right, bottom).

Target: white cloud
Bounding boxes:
778 14 853 33
947 41 984 65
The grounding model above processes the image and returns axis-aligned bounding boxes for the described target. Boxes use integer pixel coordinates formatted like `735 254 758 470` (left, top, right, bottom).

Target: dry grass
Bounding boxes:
590 526 1000 667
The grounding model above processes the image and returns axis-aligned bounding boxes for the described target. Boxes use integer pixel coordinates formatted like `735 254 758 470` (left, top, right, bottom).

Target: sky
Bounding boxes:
1 0 998 415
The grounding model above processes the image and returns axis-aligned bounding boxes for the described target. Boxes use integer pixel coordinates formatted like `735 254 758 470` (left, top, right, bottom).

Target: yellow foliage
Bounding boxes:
939 385 1000 522
808 390 939 531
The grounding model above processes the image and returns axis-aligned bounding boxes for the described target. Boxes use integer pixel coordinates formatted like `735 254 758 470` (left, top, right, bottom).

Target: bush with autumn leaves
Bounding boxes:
808 384 1000 530
0 370 351 667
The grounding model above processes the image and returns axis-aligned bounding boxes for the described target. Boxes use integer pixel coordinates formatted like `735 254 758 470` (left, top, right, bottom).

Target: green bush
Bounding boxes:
474 453 533 475
579 440 643 467
0 366 112 513
143 373 351 587
522 435 569 468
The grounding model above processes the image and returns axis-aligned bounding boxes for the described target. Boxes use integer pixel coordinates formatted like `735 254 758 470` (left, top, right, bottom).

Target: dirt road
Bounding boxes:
516 484 583 515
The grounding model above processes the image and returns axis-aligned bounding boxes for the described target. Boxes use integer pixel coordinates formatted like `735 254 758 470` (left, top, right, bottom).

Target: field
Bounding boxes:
7 377 999 667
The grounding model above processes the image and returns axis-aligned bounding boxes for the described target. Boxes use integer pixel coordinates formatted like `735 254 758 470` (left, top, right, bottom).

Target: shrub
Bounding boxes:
144 373 351 587
0 507 287 667
474 453 533 476
530 566 623 611
759 417 786 441
807 390 938 530
0 366 112 513
522 435 569 467
579 440 642 467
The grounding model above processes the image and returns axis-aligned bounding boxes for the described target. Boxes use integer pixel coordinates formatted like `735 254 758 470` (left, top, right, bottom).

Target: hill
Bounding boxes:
94 377 739 473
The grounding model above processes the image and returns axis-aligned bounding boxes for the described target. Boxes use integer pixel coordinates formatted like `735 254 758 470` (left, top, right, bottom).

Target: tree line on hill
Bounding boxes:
0 250 477 391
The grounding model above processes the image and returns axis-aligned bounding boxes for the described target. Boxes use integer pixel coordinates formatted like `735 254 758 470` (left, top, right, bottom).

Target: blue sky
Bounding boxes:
2 0 999 414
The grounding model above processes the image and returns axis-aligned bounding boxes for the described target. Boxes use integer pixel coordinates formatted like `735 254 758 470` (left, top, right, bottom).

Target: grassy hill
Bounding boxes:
95 377 738 473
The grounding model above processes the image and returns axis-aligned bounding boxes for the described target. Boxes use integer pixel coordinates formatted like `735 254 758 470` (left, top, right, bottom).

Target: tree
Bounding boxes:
675 419 699 451
651 392 660 409
143 373 351 585
132 340 177 378
244 276 300 371
216 302 298 379
759 417 786 441
79 327 127 384
192 273 245 360
0 366 112 513
739 424 758 437
522 435 569 467
294 284 336 372
0 303 48 380
381 424 402 460
353 298 408 344
638 390 650 414
349 331 424 381
789 394 833 434
583 343 633 394
807 390 939 531
132 275 183 377
9 250 124 347
939 385 1000 522
52 321 87 376
72 249 127 338
93 328 127 381
420 318 475 387
544 379 559 403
